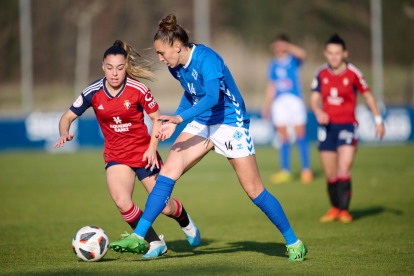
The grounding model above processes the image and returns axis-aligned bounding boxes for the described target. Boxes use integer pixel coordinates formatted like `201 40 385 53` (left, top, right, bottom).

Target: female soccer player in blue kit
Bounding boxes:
110 14 307 261
262 35 312 185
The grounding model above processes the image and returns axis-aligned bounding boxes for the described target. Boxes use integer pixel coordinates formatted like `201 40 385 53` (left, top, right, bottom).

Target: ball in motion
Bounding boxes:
72 226 109 261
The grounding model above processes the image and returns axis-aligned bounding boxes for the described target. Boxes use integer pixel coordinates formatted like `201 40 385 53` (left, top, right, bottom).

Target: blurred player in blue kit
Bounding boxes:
110 14 308 261
262 35 313 185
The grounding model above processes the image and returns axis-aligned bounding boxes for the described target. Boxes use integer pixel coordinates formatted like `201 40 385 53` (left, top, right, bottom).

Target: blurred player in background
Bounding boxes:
310 34 385 223
262 35 312 185
110 14 308 261
54 40 200 257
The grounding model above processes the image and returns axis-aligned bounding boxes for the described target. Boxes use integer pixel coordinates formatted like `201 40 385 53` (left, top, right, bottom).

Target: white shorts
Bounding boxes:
182 120 255 158
271 94 307 127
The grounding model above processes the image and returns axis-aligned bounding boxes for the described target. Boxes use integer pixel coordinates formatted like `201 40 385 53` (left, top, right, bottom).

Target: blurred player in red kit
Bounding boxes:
310 34 385 223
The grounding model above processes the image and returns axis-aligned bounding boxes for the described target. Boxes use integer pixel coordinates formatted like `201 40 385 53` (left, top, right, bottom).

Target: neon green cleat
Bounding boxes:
286 240 308 261
109 232 145 254
269 170 292 184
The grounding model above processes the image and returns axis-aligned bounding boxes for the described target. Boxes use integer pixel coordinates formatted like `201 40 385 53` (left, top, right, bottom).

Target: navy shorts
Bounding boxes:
105 161 160 181
317 123 358 151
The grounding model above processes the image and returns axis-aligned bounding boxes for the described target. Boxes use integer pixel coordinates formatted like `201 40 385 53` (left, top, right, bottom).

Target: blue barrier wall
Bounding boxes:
1 105 413 152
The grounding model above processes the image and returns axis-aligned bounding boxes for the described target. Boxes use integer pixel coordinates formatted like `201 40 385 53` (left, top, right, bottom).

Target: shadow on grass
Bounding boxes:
351 206 403 221
137 239 288 262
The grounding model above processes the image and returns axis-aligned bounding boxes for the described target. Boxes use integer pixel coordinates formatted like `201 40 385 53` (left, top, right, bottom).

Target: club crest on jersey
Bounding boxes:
233 130 243 141
343 78 349 86
192 69 198 80
124 100 131 110
323 77 329 84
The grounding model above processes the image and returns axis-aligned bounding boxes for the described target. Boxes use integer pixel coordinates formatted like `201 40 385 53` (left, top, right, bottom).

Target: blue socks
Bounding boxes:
133 175 176 238
252 189 298 245
280 142 291 171
296 136 310 170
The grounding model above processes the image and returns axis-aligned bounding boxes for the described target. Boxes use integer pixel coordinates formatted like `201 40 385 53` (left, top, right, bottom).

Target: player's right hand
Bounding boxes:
54 133 75 148
156 123 177 142
315 111 329 125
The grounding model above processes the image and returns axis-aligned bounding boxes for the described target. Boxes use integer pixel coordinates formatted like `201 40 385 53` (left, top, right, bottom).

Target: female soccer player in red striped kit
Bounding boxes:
310 34 385 223
54 40 200 257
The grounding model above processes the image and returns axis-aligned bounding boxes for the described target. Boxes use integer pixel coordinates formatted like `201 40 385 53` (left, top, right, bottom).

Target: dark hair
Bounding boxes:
325 34 346 50
274 34 290 43
103 40 155 81
103 41 128 60
154 14 190 47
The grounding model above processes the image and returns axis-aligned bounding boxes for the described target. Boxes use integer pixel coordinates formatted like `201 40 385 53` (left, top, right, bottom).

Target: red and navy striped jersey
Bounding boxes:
70 77 159 167
311 63 369 124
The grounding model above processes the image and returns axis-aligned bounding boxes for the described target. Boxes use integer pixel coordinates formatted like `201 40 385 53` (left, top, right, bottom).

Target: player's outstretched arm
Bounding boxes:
362 91 385 140
54 109 78 148
143 109 163 170
310 92 329 125
284 41 307 60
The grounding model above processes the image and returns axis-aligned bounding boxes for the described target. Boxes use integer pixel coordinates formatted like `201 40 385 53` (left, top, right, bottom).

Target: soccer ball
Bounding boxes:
72 226 109 262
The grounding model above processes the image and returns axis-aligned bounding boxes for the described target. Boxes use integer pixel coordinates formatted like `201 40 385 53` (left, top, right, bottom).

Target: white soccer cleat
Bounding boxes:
182 215 201 247
142 235 167 258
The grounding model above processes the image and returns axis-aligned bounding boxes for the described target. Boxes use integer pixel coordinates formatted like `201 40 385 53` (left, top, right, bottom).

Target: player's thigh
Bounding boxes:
228 155 264 199
337 145 356 175
319 151 337 179
106 164 136 210
160 132 214 180
276 126 288 141
294 124 306 138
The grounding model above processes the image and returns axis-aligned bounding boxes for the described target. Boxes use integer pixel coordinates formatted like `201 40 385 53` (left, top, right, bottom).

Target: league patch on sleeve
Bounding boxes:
73 95 83 108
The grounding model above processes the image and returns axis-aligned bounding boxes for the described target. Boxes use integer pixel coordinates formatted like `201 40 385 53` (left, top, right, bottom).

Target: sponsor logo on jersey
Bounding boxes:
98 104 104 110
327 87 344 105
124 100 131 110
237 143 243 150
110 117 132 132
145 94 153 102
343 78 349 86
192 69 198 80
73 95 83 108
148 101 156 109
233 130 243 141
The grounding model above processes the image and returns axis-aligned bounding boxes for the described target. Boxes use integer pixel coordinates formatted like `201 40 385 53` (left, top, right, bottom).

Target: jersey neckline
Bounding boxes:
102 77 127 99
183 45 196 69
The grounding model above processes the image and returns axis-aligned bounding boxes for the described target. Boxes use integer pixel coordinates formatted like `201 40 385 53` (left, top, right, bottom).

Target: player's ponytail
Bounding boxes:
154 14 190 47
103 40 155 81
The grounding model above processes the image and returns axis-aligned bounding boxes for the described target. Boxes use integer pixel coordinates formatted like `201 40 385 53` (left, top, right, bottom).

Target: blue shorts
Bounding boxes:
105 161 160 181
317 123 358 151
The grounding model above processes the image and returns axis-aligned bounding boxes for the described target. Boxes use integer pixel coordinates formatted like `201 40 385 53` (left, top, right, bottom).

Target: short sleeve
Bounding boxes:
311 72 321 93
199 50 224 82
353 72 370 94
292 55 303 67
138 87 159 115
70 93 92 116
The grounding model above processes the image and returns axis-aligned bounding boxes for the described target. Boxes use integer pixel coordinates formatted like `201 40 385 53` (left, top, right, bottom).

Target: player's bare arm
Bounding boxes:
310 92 329 125
362 91 385 140
54 109 78 148
261 82 276 120
143 108 162 170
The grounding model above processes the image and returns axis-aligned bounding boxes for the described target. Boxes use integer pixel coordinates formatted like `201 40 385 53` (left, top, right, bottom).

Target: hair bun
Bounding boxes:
113 40 121 47
158 14 178 32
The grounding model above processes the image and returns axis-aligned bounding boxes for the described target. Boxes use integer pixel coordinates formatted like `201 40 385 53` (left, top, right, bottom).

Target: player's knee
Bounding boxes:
113 197 133 213
160 163 182 181
161 200 174 216
244 182 265 199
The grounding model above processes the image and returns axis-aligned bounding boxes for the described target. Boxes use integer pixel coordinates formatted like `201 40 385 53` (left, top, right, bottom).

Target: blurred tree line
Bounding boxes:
0 0 413 86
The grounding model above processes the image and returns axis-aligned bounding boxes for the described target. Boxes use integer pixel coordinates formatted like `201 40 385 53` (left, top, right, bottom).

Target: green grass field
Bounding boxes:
0 145 413 275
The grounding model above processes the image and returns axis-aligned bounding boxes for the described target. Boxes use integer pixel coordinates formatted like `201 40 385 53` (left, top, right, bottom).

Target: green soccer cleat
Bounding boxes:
109 232 145 254
286 240 308 261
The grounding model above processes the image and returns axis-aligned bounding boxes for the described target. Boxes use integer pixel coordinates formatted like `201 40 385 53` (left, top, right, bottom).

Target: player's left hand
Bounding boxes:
157 123 177 142
157 115 183 125
142 149 159 171
376 123 385 140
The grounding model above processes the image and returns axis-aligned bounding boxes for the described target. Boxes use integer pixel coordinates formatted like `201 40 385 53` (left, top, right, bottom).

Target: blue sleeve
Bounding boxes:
311 72 321 93
292 55 303 67
174 92 193 116
199 50 224 82
178 79 220 122
267 61 275 82
69 93 92 116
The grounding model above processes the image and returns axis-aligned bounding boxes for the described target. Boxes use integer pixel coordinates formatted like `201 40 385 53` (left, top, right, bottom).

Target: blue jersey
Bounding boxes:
267 54 303 99
169 45 250 129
